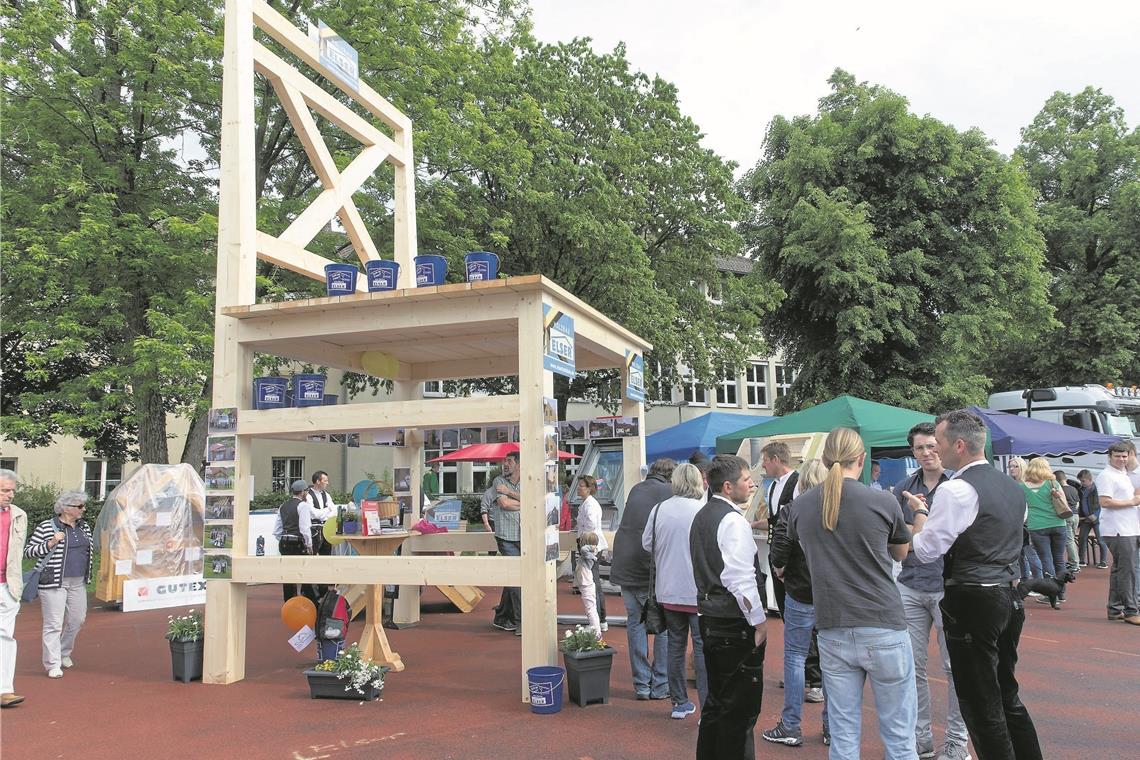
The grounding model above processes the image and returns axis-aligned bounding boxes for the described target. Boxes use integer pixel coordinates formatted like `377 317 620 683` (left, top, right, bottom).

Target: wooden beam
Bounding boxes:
230 554 522 586
255 231 368 289
278 144 387 250
407 356 519 382
237 395 521 436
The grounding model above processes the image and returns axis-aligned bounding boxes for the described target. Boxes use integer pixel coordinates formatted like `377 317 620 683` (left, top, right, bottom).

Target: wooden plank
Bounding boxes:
437 585 485 613
251 0 412 133
203 580 248 684
408 356 519 382
237 395 521 436
256 231 367 289
278 144 388 250
230 554 523 586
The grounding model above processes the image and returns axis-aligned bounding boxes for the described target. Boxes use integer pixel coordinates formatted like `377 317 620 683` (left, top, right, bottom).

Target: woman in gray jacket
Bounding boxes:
24 490 93 678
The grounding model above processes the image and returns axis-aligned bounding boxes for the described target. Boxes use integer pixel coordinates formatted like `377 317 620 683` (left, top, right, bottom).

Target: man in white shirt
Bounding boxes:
1094 442 1140 624
689 454 767 760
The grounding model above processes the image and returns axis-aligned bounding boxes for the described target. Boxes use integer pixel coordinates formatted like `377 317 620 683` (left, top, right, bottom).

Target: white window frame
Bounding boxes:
745 362 769 408
422 380 444 398
0 457 16 473
682 370 707 406
82 459 123 500
270 456 305 492
715 367 739 407
774 364 795 398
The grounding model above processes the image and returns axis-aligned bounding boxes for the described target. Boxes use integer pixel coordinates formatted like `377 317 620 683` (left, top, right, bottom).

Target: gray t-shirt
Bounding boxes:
787 479 912 630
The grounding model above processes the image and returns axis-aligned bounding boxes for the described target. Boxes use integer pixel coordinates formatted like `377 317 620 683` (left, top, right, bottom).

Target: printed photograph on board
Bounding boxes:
207 407 237 433
614 416 640 437
204 466 235 490
203 553 233 580
206 435 237 463
394 467 412 493
206 495 234 520
205 524 234 549
588 419 615 439
559 420 585 440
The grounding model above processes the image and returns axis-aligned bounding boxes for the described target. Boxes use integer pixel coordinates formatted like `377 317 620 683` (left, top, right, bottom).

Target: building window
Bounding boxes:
0 458 15 472
775 365 796 398
271 457 305 492
83 460 123 500
682 370 707 406
745 362 768 408
423 380 443 397
715 367 739 407
647 361 672 403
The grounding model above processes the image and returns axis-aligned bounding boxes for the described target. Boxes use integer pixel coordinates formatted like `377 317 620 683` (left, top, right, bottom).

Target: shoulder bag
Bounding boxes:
1050 482 1074 519
21 553 51 603
641 504 667 635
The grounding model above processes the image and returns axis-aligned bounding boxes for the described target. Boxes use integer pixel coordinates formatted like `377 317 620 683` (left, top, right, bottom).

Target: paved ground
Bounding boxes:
1 567 1134 759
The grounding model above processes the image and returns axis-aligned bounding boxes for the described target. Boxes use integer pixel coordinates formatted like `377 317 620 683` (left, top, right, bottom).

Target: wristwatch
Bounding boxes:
913 508 930 516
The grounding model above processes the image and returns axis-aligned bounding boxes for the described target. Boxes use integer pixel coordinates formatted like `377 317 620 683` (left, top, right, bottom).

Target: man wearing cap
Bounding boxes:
0 469 28 708
274 479 315 603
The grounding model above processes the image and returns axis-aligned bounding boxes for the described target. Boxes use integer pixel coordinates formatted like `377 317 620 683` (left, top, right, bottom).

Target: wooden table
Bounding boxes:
340 532 410 672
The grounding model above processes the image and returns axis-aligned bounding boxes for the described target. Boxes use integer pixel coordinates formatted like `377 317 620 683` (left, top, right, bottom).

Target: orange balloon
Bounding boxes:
281 596 317 631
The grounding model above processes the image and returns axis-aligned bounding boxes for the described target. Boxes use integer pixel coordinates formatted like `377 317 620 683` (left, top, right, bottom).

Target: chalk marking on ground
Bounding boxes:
1019 634 1058 644
291 733 407 759
1092 647 1139 658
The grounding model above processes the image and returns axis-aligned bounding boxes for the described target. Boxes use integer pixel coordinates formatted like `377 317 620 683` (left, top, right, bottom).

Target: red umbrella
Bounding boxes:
426 442 579 463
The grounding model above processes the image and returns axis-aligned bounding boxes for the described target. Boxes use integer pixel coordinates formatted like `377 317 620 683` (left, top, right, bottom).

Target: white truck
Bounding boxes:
987 384 1140 475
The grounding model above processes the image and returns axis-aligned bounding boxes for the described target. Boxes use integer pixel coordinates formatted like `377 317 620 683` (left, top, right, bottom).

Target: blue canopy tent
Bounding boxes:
967 406 1124 456
646 411 772 463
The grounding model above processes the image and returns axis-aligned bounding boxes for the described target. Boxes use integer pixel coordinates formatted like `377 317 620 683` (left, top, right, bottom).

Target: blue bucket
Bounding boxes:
324 263 358 296
323 394 338 406
527 665 565 714
292 374 327 407
413 254 447 287
464 251 499 282
252 376 288 410
365 260 400 291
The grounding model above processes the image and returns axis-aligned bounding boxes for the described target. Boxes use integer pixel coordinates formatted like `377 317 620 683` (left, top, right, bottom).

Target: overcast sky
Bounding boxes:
528 0 1140 173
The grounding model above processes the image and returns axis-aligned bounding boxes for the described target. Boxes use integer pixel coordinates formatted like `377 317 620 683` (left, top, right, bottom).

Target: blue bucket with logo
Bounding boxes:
527 666 564 714
323 394 338 406
253 376 288 410
324 263 358 296
292 374 327 407
413 254 447 287
365 260 400 291
464 251 499 282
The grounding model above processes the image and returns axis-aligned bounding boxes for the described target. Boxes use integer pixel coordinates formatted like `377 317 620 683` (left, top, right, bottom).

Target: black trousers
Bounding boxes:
696 616 765 760
278 536 317 605
940 585 1043 760
311 523 331 599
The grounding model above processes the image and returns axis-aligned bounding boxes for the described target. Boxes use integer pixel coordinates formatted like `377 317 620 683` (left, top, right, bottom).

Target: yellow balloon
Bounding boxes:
322 517 344 546
360 350 398 378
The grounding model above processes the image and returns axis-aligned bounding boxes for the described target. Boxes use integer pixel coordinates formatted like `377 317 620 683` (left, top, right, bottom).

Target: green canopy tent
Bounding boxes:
715 395 936 482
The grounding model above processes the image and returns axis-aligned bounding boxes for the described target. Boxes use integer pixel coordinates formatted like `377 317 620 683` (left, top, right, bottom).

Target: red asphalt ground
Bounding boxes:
0 567 1135 759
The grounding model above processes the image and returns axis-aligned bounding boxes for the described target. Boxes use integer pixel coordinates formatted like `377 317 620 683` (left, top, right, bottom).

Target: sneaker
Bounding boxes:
636 692 651 701
1124 615 1140 626
1107 611 1126 620
762 722 804 746
671 700 697 719
822 728 831 746
1097 562 1108 569
777 679 784 688
600 622 608 632
917 740 936 759
47 668 63 679
492 620 518 632
936 741 972 760
805 687 824 703
61 656 74 668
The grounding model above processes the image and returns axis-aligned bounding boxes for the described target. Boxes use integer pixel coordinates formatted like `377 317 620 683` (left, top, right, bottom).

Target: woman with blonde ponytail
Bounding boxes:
785 428 917 758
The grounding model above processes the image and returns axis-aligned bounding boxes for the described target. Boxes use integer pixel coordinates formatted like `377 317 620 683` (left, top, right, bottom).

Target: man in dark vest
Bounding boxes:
690 454 767 760
906 410 1043 760
273 479 315 604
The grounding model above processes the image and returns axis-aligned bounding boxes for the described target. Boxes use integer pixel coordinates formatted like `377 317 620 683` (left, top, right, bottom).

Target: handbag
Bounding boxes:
21 554 51 603
641 504 667 635
1050 483 1074 519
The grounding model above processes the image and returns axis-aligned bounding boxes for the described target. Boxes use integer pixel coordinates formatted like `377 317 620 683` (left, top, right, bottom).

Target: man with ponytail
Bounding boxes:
786 427 916 760
689 454 767 760
907 409 1043 760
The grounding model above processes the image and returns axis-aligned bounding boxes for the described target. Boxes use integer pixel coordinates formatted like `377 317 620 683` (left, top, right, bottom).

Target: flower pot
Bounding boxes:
562 646 614 707
170 638 204 683
342 520 359 535
304 669 383 701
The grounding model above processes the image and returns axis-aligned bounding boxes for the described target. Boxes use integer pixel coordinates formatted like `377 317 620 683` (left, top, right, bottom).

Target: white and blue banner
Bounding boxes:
542 304 575 378
624 350 645 403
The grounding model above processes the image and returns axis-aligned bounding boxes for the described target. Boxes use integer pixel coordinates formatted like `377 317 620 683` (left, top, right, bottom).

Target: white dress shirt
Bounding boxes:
303 488 336 523
768 471 794 517
1095 465 1140 537
911 460 990 564
711 495 765 626
272 497 313 549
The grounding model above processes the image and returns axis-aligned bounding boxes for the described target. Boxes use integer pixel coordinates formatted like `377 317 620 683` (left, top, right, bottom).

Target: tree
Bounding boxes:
1010 87 1140 386
1 0 221 463
737 70 1054 413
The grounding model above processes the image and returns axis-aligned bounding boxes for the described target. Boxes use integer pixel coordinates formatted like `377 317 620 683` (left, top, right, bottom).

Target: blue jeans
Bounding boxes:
781 596 828 733
898 583 967 748
620 588 668 697
818 627 917 760
664 607 708 708
1029 526 1067 583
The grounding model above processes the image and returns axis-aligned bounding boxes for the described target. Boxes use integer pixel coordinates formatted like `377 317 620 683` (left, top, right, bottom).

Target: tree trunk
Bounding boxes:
180 379 212 471
134 383 169 464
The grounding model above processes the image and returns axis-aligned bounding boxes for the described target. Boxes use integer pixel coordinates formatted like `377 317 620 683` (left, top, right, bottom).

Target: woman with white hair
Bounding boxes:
24 490 93 678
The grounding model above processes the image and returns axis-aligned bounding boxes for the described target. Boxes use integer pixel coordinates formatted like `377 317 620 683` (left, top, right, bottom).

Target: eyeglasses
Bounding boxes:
65 503 86 510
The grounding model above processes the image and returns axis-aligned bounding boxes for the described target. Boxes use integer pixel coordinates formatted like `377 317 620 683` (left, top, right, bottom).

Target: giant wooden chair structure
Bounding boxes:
207 0 650 697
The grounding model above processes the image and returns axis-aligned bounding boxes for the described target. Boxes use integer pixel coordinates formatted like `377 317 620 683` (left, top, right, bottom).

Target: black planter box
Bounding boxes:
169 639 203 683
562 647 614 707
303 669 383 701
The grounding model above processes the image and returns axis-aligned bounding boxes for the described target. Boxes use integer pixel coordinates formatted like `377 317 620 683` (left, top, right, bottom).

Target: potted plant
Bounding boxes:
559 625 613 707
303 643 386 700
341 505 360 535
167 609 204 683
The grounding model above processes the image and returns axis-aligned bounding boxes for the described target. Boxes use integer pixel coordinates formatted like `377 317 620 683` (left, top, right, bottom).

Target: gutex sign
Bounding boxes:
122 575 207 612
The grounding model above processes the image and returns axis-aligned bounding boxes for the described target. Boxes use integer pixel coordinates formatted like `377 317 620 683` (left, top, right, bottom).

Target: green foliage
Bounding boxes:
312 643 386 693
458 493 483 524
250 489 350 511
1004 87 1140 386
738 70 1054 412
559 624 608 653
